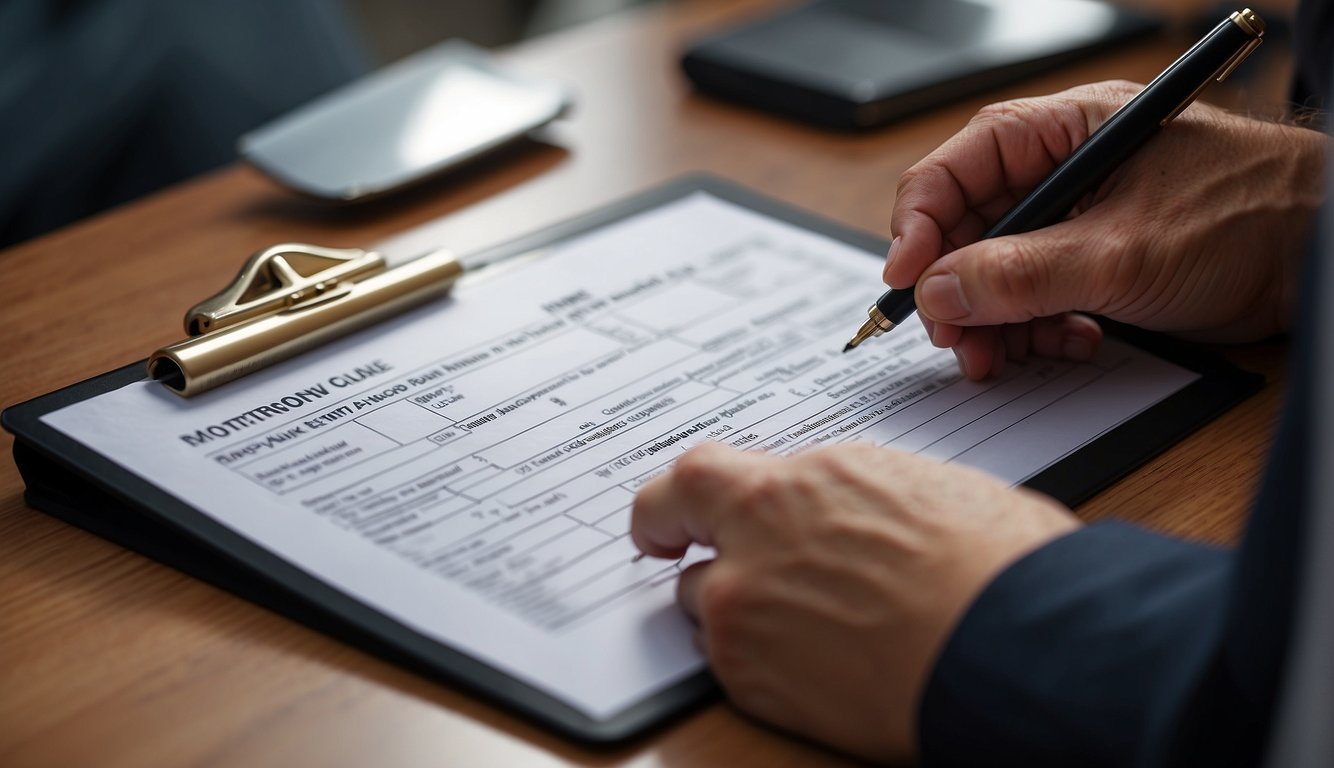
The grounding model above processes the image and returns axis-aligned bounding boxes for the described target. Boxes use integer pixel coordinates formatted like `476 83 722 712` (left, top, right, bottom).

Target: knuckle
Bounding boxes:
840 441 886 464
734 471 784 521
1100 79 1142 97
699 571 746 636
1078 230 1140 313
804 443 881 480
1066 81 1141 127
896 164 923 197
975 97 1028 123
670 447 724 496
896 161 947 204
1067 80 1139 106
803 448 854 486
818 445 878 485
988 240 1049 317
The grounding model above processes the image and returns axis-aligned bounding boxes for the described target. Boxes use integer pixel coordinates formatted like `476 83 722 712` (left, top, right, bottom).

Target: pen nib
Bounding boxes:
842 316 883 353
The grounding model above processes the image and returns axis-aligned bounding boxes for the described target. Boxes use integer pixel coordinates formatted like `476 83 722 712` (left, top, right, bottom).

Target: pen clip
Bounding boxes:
1160 9 1265 127
1212 35 1264 85
184 243 386 335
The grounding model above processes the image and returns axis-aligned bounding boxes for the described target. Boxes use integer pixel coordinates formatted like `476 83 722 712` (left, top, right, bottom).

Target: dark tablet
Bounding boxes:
681 0 1162 129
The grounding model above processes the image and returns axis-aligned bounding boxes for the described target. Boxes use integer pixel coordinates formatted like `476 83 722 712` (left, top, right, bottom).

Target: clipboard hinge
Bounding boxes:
184 244 386 336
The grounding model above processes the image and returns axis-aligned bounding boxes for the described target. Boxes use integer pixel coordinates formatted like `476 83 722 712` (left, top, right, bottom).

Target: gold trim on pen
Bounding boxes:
1161 9 1264 126
1230 8 1264 37
843 304 895 352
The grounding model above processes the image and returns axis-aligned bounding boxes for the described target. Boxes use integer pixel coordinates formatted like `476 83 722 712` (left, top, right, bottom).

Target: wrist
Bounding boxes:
1271 124 1326 334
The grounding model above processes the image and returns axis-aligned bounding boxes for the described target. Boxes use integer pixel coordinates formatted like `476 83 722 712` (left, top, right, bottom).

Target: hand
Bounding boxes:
629 442 1079 762
887 81 1325 379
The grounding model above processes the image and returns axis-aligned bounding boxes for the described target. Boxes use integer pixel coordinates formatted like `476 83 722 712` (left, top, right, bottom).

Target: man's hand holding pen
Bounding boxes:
890 81 1322 380
843 9 1275 356
629 21 1325 762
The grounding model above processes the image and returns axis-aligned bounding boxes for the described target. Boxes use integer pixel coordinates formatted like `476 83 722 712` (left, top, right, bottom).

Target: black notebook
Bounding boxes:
3 175 1259 742
682 0 1162 129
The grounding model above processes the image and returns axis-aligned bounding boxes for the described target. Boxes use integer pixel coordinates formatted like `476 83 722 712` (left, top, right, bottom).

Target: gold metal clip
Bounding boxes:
184 243 385 335
150 244 464 397
1212 27 1264 84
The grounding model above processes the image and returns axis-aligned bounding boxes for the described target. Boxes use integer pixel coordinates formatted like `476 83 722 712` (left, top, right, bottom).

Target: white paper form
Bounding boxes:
42 193 1199 719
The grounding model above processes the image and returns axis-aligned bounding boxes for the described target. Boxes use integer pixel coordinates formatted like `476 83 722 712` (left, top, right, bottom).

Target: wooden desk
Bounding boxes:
0 1 1294 765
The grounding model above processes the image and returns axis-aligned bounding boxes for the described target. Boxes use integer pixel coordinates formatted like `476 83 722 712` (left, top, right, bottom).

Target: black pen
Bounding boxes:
843 8 1266 352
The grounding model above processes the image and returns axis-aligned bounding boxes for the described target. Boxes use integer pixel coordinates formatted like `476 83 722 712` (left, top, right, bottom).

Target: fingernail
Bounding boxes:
884 236 901 274
920 273 971 320
1062 336 1094 360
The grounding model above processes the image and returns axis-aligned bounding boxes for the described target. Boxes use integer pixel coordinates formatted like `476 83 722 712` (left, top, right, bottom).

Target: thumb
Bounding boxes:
914 225 1106 326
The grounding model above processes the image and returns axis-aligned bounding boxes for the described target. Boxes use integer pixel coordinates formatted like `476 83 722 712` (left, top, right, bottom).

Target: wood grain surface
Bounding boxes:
0 1 1297 765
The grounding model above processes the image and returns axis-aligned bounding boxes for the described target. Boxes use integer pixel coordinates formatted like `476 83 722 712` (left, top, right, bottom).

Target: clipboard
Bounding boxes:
1 175 1263 743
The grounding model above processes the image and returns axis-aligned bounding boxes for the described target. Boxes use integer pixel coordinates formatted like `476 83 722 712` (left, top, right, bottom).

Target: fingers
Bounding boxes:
887 91 1099 289
676 559 710 623
953 327 1004 380
886 183 950 289
677 561 713 660
1035 313 1102 360
950 315 1104 380
915 220 1114 327
630 442 758 559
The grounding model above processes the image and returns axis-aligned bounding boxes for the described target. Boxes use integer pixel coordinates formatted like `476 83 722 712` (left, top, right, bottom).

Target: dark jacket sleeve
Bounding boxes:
918 241 1322 768
1292 0 1334 109
918 4 1331 762
917 522 1232 767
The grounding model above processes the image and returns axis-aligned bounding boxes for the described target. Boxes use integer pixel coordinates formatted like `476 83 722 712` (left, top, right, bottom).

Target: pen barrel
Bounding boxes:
871 13 1259 330
149 251 463 397
985 15 1257 239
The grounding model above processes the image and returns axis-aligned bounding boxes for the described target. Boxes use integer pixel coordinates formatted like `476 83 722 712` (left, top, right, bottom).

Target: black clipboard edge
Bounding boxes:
4 363 714 744
1 172 1262 743
1023 321 1264 506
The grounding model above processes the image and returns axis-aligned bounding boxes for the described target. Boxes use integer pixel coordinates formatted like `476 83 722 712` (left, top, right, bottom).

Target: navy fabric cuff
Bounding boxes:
918 521 1231 767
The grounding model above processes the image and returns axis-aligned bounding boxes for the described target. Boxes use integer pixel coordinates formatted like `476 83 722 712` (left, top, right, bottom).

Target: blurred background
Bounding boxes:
0 0 649 250
346 0 652 60
0 0 1296 250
